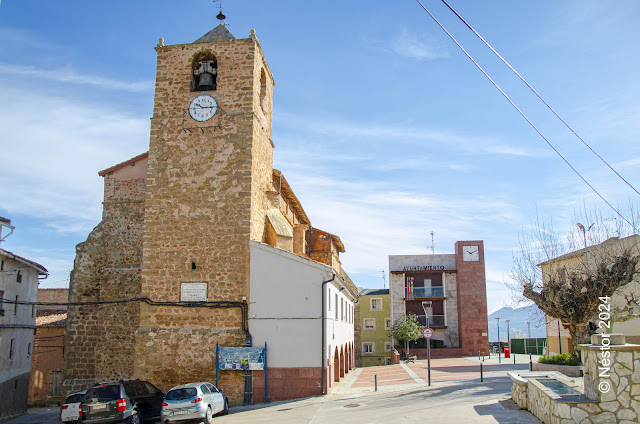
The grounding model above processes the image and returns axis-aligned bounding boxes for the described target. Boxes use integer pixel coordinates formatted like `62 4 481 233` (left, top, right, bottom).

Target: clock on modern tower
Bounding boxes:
462 245 479 261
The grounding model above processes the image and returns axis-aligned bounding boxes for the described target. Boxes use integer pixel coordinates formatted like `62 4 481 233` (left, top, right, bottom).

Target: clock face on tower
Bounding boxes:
462 245 479 262
188 94 218 122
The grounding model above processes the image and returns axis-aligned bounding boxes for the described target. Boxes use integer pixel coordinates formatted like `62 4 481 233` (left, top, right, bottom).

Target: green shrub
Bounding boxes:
538 353 581 366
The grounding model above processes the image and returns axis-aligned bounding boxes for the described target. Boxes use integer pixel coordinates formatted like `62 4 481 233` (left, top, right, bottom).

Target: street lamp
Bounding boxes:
495 317 500 356
577 222 594 265
506 319 510 352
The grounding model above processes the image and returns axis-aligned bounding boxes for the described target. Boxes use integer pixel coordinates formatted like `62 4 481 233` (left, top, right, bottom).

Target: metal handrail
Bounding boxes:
406 286 445 299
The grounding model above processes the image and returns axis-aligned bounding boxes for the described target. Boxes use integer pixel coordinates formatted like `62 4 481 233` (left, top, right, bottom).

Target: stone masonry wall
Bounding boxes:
579 342 640 423
134 35 271 403
63 174 145 395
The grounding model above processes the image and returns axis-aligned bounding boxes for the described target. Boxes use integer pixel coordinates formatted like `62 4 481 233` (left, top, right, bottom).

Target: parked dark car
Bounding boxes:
80 379 164 423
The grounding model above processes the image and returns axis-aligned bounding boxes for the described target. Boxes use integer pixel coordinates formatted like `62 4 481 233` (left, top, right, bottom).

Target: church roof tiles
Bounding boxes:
194 24 236 43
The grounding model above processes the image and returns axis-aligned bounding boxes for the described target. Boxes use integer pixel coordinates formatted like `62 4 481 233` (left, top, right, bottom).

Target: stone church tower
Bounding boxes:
64 24 277 401
134 24 275 396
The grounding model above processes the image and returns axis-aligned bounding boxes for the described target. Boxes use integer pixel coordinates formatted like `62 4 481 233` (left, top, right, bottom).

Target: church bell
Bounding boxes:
197 72 215 90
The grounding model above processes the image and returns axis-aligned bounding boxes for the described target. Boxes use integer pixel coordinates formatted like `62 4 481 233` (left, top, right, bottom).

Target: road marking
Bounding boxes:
400 362 427 385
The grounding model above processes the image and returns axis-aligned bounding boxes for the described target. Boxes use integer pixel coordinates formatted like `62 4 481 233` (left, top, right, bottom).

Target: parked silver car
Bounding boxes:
161 382 228 423
60 390 86 423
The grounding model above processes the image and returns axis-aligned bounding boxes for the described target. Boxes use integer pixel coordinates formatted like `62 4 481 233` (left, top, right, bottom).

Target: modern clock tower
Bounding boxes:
133 24 276 398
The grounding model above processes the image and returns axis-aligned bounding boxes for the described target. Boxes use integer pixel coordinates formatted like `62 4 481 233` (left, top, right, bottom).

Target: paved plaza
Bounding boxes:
333 354 541 393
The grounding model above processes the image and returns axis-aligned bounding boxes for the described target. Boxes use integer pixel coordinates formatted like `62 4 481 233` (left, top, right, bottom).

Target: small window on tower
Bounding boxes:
192 52 218 92
260 68 267 111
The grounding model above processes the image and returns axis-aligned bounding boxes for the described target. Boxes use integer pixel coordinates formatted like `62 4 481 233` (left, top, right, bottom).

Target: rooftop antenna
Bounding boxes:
379 270 386 289
427 230 435 254
214 0 228 26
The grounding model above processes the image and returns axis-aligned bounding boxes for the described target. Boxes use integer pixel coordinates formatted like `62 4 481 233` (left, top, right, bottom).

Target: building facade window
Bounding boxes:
371 298 383 311
0 290 4 316
385 318 392 330
10 338 15 359
364 318 375 330
385 342 392 351
16 271 22 283
328 289 331 311
14 295 18 315
363 343 374 354
27 343 31 358
335 294 338 319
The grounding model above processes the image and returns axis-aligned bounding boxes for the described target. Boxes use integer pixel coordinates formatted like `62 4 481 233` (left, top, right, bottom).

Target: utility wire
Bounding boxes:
438 0 640 198
414 0 633 228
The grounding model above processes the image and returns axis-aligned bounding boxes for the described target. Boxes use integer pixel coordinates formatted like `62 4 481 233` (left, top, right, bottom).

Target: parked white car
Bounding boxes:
161 382 228 423
60 390 86 423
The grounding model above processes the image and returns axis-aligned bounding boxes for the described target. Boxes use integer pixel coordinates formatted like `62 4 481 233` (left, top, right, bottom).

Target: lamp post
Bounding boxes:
506 319 510 352
495 317 500 359
577 222 594 265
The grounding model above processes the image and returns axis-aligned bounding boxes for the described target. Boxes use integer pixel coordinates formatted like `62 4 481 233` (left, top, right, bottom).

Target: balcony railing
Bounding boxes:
406 286 445 299
416 314 446 327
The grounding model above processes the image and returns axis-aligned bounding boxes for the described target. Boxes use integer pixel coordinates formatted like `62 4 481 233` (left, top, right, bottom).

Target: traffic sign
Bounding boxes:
423 327 434 339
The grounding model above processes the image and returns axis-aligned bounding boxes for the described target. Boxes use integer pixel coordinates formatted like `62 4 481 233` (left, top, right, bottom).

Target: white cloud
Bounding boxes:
275 111 548 158
0 84 149 234
0 62 153 92
279 172 524 277
391 29 448 61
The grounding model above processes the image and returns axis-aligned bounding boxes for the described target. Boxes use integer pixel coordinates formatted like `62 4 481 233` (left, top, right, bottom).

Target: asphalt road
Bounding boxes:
7 379 540 424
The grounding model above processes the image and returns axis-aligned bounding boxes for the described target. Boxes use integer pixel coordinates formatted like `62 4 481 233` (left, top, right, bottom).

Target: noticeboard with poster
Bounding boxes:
217 346 265 371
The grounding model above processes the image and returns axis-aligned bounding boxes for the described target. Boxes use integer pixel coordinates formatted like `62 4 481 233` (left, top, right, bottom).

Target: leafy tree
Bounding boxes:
390 313 424 354
511 329 527 339
509 206 640 352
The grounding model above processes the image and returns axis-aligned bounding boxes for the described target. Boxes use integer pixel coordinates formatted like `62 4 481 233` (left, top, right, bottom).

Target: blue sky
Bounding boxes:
1 1 639 316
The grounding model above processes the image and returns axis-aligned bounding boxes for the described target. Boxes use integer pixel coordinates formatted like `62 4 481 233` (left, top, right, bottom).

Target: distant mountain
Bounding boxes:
487 305 546 342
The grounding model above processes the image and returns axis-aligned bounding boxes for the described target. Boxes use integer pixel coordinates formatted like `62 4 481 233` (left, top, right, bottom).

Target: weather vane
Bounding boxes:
213 0 228 26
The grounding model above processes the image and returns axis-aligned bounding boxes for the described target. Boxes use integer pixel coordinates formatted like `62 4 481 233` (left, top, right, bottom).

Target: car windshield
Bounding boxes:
65 394 84 404
86 385 121 401
165 388 197 401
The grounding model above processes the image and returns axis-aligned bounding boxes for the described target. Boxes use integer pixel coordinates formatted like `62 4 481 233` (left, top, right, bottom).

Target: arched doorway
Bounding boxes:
334 347 340 382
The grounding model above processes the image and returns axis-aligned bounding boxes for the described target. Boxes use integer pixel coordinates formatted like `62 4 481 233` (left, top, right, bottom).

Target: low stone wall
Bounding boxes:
532 362 583 377
510 334 640 424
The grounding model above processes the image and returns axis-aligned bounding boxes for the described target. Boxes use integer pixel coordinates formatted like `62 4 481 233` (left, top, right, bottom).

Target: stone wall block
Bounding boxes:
617 408 637 421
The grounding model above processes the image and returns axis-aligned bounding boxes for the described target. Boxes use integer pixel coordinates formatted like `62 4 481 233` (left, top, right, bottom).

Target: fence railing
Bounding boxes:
406 286 445 299
416 314 446 327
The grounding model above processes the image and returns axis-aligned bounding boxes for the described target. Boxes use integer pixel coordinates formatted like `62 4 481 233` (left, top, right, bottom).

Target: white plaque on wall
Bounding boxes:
181 282 208 302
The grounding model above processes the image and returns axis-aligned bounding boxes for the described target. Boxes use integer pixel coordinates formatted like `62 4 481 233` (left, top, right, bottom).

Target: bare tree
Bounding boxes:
509 205 640 352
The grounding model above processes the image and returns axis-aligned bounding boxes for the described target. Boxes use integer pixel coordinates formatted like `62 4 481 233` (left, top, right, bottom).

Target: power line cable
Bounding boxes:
438 0 640 198
414 0 633 228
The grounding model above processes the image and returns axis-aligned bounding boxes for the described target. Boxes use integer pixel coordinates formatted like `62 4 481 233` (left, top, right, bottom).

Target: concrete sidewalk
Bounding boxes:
331 355 540 394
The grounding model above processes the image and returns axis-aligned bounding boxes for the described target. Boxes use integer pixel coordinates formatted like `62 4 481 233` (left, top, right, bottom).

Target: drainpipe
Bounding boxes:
321 272 336 395
0 218 15 248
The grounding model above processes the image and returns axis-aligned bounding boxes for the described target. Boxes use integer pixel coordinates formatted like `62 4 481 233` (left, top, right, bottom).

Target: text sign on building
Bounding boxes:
423 328 434 339
389 255 457 272
180 282 208 302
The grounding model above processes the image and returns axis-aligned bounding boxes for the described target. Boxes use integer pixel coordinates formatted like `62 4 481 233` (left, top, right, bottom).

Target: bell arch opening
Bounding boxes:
191 51 218 92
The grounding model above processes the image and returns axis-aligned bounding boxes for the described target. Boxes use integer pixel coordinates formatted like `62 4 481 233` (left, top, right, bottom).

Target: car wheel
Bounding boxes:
125 411 140 424
203 406 213 424
222 399 229 415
